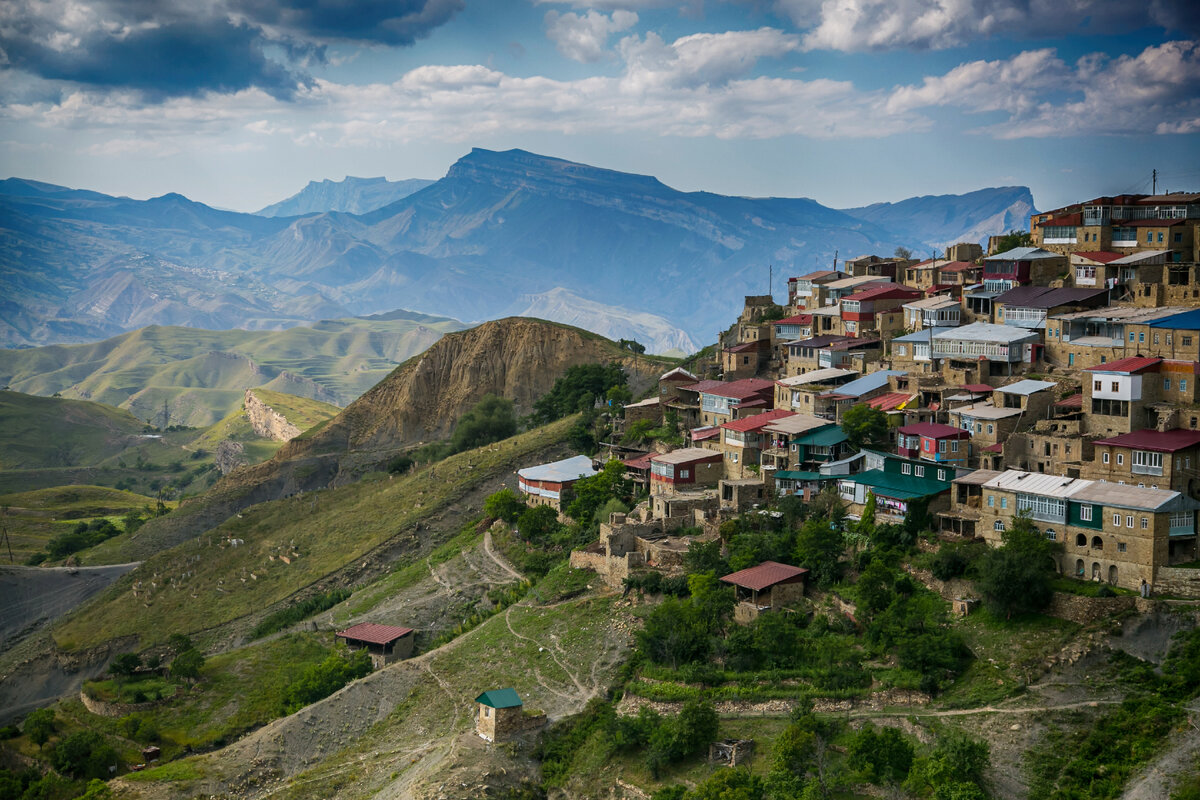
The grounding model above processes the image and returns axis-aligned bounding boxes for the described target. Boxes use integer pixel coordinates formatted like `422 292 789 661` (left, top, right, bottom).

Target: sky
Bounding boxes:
1 0 1199 214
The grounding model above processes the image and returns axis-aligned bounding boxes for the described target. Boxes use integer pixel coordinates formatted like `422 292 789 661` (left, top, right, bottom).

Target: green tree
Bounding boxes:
847 725 914 785
447 394 517 454
171 648 205 686
993 228 1033 253
484 488 526 523
23 708 55 748
622 418 658 445
976 510 1059 619
168 633 193 653
840 404 889 451
637 597 712 669
51 730 117 780
565 460 632 528
108 653 141 702
793 517 845 588
687 768 764 800
530 363 628 425
516 505 561 545
618 338 647 354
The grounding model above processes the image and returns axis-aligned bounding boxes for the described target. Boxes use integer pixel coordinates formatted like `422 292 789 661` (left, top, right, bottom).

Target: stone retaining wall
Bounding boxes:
1155 567 1200 599
80 689 172 718
1045 592 1137 625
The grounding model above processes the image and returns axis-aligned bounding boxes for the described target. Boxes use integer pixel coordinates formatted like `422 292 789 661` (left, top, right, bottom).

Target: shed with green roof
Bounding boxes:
475 688 524 741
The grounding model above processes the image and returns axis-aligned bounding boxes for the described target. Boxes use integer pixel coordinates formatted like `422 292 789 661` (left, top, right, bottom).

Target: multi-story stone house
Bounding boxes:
757 414 843 474
931 322 1042 380
981 247 1068 292
648 448 725 495
1044 305 1191 369
840 285 922 339
1030 193 1200 261
965 469 1199 590
903 296 961 330
720 409 795 479
788 271 843 310
1082 356 1200 436
773 369 857 412
994 286 1109 330
896 422 970 466
845 255 906 281
1085 428 1200 496
697 378 775 427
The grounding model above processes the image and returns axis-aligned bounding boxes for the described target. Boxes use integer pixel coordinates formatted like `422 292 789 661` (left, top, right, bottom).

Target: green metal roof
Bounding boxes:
774 471 830 481
846 469 951 500
791 426 848 447
475 688 523 708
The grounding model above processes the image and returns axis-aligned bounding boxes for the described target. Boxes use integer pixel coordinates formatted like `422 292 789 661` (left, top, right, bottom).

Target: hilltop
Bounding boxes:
255 176 435 217
0 312 464 426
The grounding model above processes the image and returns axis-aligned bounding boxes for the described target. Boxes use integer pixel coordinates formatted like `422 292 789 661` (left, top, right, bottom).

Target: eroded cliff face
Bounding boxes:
243 389 302 442
277 317 666 460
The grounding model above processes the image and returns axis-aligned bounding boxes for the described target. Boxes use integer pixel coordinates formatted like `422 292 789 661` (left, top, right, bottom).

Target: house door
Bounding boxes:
1108 565 1118 585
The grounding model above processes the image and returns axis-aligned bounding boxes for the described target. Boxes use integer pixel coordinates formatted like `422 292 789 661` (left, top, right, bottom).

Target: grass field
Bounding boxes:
54 416 577 650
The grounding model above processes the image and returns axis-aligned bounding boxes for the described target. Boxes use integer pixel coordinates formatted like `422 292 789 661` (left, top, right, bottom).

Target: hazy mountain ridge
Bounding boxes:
256 176 436 217
1 152 1035 347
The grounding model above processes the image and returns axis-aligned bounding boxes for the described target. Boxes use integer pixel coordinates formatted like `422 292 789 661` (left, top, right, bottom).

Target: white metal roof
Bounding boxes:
808 306 843 317
1071 481 1200 512
952 469 1003 486
985 246 1063 261
1052 305 1191 323
518 455 597 483
776 368 857 387
903 296 960 310
933 321 1040 344
651 447 723 465
995 379 1057 396
982 470 1092 497
624 396 662 409
952 404 1023 420
1110 249 1170 265
762 414 833 436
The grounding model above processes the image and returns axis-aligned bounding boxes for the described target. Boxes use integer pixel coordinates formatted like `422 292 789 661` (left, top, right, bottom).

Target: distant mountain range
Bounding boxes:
255 176 435 217
0 149 1036 350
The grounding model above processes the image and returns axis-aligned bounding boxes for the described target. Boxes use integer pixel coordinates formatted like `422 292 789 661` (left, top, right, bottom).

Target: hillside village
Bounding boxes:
528 191 1200 601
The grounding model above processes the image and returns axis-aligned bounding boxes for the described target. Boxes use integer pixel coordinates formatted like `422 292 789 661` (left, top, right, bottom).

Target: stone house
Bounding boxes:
788 270 844 309
622 396 663 428
938 260 983 289
968 469 1199 590
335 623 414 668
720 409 796 479
810 369 906 422
658 367 700 403
945 403 1025 466
649 447 725 494
759 415 849 474
517 455 598 512
840 285 923 339
903 296 962 330
895 422 970 466
945 242 984 262
1044 306 1195 370
697 378 776 427
836 449 959 521
475 688 526 742
1085 428 1200 496
981 247 1068 292
720 561 809 624
722 339 771 379
931 322 1041 380
774 369 857 412
992 379 1059 421
994 286 1109 331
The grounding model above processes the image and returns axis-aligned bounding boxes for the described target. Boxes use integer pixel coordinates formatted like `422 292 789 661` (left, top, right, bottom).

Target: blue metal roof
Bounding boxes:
819 370 904 399
1148 309 1200 330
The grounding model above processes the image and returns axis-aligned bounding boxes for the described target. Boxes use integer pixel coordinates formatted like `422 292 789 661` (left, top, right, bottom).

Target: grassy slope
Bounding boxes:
0 390 151 470
0 313 465 426
248 388 341 433
54 416 576 650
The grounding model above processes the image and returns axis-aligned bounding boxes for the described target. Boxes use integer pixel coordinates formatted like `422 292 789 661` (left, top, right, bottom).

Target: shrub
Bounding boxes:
282 648 372 714
251 588 352 639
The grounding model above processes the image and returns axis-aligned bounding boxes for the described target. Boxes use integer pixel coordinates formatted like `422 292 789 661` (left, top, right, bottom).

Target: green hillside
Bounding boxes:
0 312 466 427
248 387 341 432
0 391 157 471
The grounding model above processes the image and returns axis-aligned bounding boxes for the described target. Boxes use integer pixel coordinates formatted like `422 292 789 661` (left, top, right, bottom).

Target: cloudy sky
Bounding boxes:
1 0 1198 213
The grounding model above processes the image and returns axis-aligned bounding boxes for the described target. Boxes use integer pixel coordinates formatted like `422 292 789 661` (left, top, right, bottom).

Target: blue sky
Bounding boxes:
1 0 1198 213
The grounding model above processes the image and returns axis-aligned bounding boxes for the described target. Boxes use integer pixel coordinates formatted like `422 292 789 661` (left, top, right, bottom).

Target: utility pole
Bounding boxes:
1 506 12 564
1152 169 1157 195
832 249 838 272
769 264 773 298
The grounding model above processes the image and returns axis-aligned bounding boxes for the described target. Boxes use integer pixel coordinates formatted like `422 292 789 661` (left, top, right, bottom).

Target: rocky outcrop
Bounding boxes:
244 389 302 442
214 440 247 475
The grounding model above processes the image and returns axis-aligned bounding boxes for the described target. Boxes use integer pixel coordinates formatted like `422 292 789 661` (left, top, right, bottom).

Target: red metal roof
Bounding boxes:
680 379 727 393
1073 251 1125 263
960 384 993 393
1094 428 1200 453
843 286 922 303
721 561 808 591
938 261 980 273
898 422 968 439
982 443 1004 453
1055 393 1083 409
720 408 795 432
865 392 912 411
794 270 840 281
725 341 761 353
776 314 813 325
1085 356 1162 374
702 378 775 400
690 426 721 441
1037 212 1082 227
622 454 653 471
336 623 413 645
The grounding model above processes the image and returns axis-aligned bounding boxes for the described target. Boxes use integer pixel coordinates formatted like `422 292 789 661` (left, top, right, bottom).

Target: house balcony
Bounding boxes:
1131 464 1164 476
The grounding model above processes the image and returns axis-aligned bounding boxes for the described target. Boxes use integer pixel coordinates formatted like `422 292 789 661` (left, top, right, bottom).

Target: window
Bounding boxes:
729 452 739 463
1117 453 1124 465
1129 332 1136 342
1147 231 1153 243
1112 381 1120 392
951 440 959 452
938 469 947 481
1080 504 1093 521
988 495 995 507
1001 497 1008 509
1076 533 1087 546
680 469 690 479
1175 232 1183 243
1093 536 1104 549
1184 336 1194 347
902 463 912 475
976 423 983 433
1046 530 1056 541
1018 494 1066 521
1182 379 1189 391
914 465 925 477
994 520 1005 531
1103 452 1110 464
1139 332 1145 342
1141 517 1148 529
1094 380 1102 391
1155 334 1160 344
987 424 994 435
1126 515 1134 528
1165 379 1172 390
1114 514 1121 526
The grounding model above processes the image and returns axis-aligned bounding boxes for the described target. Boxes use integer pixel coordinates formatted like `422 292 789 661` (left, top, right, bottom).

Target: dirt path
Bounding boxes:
504 604 594 702
483 527 523 582
848 699 1123 719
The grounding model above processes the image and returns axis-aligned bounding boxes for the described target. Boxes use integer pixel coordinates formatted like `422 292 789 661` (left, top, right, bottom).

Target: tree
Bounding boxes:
565 460 632 529
168 633 193 654
484 488 526 523
993 228 1033 253
894 246 913 260
793 517 845 588
51 730 117 780
108 652 141 701
618 338 646 355
847 725 914 785
976 510 1060 619
23 708 55 748
841 404 889 451
447 394 517 454
688 768 765 800
516 505 561 545
171 648 205 686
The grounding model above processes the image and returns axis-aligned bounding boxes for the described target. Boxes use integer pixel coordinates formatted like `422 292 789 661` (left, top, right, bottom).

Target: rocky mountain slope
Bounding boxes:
2 150 1034 347
841 186 1036 251
0 311 464 426
255 176 435 217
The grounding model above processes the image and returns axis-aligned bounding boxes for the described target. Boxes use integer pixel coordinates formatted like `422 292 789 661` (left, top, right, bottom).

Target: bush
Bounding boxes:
484 489 526 524
282 648 372 714
251 589 352 639
51 731 117 780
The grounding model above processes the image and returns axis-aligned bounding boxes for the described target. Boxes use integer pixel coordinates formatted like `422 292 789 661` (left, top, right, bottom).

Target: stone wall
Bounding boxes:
80 690 172 718
1155 566 1200 599
1044 592 1137 625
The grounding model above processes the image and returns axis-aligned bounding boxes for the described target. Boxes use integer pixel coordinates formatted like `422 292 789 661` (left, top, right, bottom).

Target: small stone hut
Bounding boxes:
475 688 524 742
335 622 414 668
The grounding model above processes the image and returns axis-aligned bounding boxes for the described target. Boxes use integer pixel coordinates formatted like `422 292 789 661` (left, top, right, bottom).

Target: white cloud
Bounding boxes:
544 9 638 62
618 27 801 90
781 0 1199 53
885 40 1200 138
